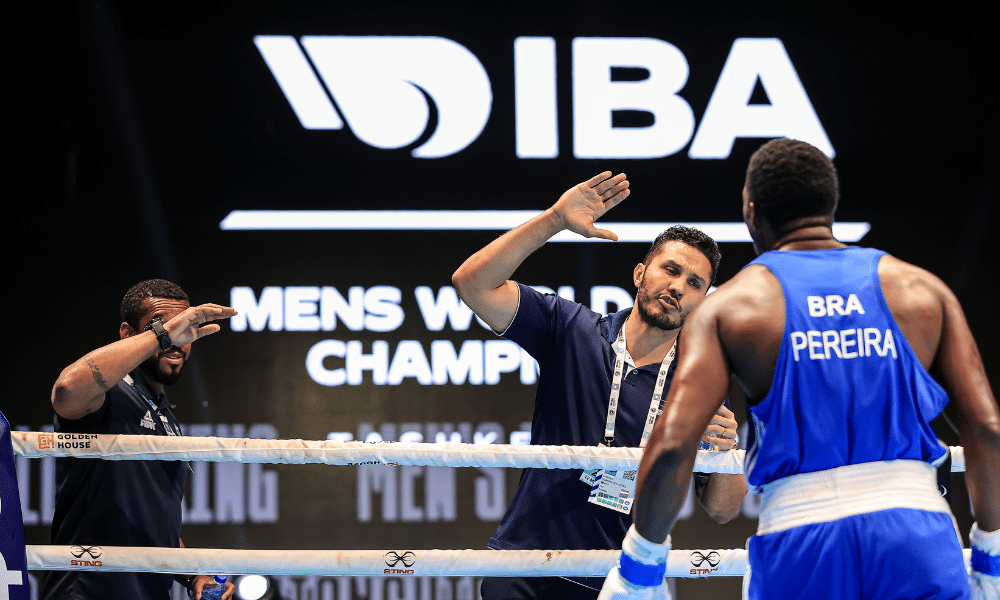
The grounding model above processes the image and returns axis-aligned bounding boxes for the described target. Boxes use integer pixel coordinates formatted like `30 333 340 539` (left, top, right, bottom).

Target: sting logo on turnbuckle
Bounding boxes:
384 551 417 574
689 551 721 575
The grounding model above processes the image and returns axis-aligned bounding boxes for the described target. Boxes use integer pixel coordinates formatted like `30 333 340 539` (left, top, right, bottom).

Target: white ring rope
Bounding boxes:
26 546 744 577
14 433 970 580
9 431 967 473
22 545 977 578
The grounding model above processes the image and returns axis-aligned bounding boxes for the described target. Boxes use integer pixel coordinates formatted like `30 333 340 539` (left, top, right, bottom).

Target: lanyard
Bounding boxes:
123 374 182 437
604 324 676 449
123 374 193 474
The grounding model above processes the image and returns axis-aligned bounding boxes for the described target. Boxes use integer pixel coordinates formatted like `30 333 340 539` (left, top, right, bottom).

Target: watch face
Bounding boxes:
145 318 172 350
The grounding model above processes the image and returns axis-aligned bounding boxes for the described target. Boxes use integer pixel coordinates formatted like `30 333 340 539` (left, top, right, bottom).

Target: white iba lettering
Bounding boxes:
571 37 695 159
255 36 492 158
259 35 831 160
689 38 834 158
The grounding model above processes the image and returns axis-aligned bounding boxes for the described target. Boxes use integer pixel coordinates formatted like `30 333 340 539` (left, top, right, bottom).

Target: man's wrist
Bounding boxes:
174 573 196 589
145 317 173 351
540 207 569 235
971 523 1000 577
617 525 670 588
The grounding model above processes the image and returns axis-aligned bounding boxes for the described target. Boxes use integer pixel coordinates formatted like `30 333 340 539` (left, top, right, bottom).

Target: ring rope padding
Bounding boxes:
14 432 972 579
24 546 976 578
9 432 967 473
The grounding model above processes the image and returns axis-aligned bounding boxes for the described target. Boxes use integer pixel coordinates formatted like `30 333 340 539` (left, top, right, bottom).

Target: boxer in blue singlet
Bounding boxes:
599 138 1000 600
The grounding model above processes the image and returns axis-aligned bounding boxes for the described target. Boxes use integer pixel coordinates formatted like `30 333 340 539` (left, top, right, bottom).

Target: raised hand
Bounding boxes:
162 304 238 347
552 172 630 240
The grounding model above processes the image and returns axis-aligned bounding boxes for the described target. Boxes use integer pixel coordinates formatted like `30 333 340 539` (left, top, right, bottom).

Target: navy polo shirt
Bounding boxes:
41 370 187 600
488 284 680 586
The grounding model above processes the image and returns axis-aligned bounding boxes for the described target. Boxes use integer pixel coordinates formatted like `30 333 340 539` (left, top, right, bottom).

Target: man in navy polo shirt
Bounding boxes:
41 279 237 600
453 173 748 600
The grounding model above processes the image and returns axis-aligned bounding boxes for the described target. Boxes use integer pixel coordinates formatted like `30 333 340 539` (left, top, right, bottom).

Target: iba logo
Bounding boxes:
689 550 721 576
70 546 103 568
256 36 490 158
255 35 832 160
384 550 417 574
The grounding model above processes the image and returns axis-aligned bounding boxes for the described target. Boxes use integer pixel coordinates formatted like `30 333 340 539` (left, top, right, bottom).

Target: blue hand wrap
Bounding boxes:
971 547 1000 576
618 552 666 588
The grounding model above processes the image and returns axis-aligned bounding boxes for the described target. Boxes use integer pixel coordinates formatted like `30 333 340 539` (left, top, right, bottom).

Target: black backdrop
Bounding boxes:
8 2 998 598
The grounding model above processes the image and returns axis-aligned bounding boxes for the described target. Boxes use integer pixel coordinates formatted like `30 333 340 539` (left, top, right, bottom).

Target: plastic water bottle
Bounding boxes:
200 575 227 600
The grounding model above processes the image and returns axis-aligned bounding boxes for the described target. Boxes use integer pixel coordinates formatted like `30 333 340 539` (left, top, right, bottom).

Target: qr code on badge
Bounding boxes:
624 470 637 481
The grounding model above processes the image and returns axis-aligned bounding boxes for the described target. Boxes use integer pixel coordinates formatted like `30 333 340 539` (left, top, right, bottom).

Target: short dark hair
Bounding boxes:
745 138 839 231
644 226 722 286
120 279 189 329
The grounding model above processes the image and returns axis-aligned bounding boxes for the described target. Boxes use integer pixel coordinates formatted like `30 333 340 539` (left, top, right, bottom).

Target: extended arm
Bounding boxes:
934 289 1000 531
931 283 1000 593
51 304 237 420
452 172 629 332
634 299 733 543
597 301 733 600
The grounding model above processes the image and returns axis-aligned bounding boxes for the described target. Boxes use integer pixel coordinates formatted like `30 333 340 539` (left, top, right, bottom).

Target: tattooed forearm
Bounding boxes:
85 356 112 391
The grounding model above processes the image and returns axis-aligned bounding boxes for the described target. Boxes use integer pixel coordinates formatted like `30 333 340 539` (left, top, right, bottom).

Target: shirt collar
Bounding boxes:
127 369 170 409
601 307 633 345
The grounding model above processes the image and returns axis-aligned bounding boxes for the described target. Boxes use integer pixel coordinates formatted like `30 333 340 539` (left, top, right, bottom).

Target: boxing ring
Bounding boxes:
11 431 972 580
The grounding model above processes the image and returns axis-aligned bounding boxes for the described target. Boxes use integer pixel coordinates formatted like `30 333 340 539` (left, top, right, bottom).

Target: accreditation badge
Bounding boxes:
587 468 638 514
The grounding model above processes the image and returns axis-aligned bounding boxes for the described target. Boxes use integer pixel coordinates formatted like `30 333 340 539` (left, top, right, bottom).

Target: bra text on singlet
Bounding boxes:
790 294 898 362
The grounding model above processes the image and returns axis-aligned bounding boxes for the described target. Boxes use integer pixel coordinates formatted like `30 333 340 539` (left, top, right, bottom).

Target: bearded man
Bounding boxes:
42 279 237 600
453 173 747 600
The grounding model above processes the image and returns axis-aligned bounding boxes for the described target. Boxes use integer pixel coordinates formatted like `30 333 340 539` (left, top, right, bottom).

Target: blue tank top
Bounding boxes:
743 247 949 491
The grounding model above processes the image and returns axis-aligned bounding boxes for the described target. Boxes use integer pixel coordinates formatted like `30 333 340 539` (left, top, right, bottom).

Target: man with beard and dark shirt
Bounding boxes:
453 173 747 600
41 279 238 600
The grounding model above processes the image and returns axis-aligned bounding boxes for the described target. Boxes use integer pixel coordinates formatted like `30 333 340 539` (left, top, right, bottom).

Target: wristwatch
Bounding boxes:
145 317 173 351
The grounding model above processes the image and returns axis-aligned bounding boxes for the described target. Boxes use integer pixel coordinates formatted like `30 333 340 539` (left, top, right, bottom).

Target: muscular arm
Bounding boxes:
51 331 164 420
452 172 629 332
880 258 1000 530
932 284 1000 531
633 294 734 542
51 303 237 420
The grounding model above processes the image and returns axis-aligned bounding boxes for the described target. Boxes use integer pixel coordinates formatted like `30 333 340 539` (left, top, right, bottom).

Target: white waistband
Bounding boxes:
757 460 950 536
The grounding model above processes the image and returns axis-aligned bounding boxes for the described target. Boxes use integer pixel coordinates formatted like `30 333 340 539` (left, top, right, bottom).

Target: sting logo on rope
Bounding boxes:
384 551 417 574
689 550 720 576
70 546 103 568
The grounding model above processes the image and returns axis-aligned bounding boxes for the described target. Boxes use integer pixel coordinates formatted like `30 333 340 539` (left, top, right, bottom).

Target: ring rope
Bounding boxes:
14 433 970 580
28 545 742 577
10 432 966 473
24 545 976 578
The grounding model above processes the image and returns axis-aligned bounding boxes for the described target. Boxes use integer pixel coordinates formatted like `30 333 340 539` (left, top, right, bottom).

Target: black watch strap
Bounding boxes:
147 317 172 351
